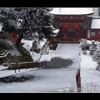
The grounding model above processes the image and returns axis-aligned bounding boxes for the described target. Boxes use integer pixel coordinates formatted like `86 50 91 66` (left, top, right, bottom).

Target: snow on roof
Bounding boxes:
53 29 59 36
39 55 52 62
91 19 100 29
50 8 94 15
91 18 100 29
38 38 47 49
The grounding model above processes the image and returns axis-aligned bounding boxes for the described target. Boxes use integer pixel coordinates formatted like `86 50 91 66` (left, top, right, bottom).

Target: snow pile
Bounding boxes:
39 55 52 62
21 39 33 51
21 38 47 51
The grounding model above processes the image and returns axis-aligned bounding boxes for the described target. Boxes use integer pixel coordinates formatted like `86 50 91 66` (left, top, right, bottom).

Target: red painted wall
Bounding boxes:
54 15 87 42
86 29 100 41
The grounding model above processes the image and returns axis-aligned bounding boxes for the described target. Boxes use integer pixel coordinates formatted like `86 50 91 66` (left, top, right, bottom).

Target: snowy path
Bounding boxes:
80 51 100 93
0 43 81 93
56 43 81 59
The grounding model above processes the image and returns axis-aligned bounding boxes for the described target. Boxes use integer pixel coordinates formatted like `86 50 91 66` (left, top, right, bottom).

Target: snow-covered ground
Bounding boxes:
0 41 80 93
0 67 78 93
80 51 100 93
0 39 100 93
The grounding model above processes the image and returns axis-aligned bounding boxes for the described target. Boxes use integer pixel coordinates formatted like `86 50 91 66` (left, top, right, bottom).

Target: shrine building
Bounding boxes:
50 8 96 42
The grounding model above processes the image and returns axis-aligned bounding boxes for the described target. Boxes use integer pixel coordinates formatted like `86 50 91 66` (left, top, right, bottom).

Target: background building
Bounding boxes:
50 8 94 42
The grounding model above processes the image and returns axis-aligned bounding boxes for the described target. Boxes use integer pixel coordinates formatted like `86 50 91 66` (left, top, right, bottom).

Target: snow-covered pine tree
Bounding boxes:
15 7 55 47
0 7 55 47
0 8 33 63
0 7 21 54
0 7 20 32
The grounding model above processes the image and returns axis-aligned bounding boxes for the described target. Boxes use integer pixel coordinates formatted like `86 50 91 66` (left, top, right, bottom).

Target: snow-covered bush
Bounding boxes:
92 46 100 70
79 39 91 50
40 57 73 69
82 51 87 55
92 50 100 62
89 40 98 55
0 74 35 83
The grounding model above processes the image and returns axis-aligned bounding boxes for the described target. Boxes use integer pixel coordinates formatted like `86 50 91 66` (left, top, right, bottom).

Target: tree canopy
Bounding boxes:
0 7 20 32
0 7 55 47
0 7 54 39
15 7 54 39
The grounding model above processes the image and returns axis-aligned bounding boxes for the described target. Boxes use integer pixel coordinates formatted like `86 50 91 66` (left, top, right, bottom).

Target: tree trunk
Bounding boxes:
15 32 23 47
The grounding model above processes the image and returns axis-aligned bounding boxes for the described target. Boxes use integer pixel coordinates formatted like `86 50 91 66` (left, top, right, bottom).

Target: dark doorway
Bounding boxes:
67 29 77 38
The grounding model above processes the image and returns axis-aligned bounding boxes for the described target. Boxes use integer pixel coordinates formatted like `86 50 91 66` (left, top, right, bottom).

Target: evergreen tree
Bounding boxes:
0 7 55 47
0 7 20 32
0 7 20 53
15 7 54 46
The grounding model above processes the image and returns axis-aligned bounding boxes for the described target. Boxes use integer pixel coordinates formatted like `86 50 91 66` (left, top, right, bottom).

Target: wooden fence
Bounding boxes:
3 61 39 73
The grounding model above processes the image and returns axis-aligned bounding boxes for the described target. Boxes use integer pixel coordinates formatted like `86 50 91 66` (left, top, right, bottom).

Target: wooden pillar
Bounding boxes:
15 64 16 73
18 64 20 72
76 68 81 92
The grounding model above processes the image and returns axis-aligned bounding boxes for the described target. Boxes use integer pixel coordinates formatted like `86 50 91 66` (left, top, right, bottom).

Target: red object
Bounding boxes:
55 15 87 42
11 32 18 42
54 13 100 42
86 29 100 41
76 68 81 92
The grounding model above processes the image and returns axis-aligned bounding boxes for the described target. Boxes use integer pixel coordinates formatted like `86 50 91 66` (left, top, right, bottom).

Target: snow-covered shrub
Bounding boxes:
92 49 100 70
42 57 73 69
79 39 91 50
39 61 49 68
92 49 100 61
89 40 98 55
82 51 87 55
0 74 35 83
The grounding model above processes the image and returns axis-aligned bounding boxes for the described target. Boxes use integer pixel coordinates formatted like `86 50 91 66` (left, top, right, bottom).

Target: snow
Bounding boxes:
21 38 49 62
80 51 100 92
0 41 80 93
91 18 100 29
0 67 38 78
39 54 52 62
38 38 47 48
0 50 9 58
53 29 59 33
1 39 100 93
50 8 94 15
21 39 33 51
0 67 77 93
21 38 47 51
